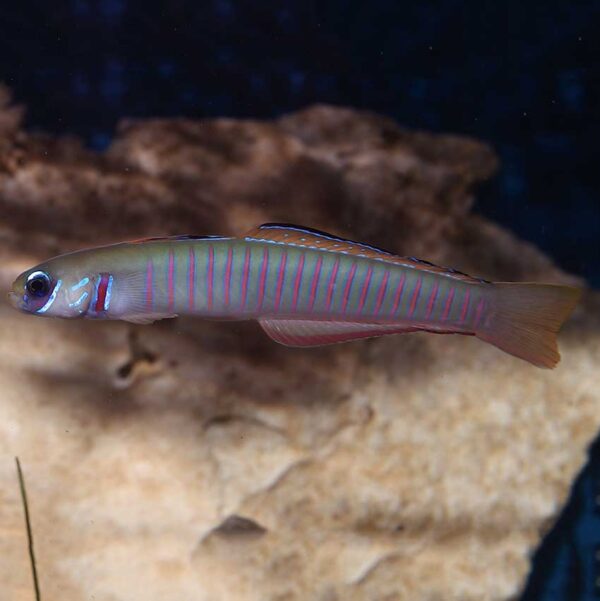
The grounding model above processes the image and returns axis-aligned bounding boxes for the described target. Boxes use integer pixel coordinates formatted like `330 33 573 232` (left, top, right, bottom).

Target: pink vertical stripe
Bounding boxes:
168 249 175 310
256 247 269 311
441 287 456 322
291 254 305 311
341 263 358 314
207 246 214 311
273 250 287 312
356 266 373 315
223 246 233 307
145 259 153 310
373 271 390 317
239 247 251 311
325 258 340 310
407 277 423 318
473 297 486 329
424 282 439 320
308 256 323 312
390 273 406 316
459 289 471 323
188 247 196 311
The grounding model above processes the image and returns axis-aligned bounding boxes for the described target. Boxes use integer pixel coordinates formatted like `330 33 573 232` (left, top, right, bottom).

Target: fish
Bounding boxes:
8 223 581 368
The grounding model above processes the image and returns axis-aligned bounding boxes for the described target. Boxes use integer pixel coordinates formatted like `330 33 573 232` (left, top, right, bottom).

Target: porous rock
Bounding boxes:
0 90 598 601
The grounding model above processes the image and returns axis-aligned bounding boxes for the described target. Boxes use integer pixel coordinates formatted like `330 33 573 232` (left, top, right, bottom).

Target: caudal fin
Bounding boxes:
477 283 581 368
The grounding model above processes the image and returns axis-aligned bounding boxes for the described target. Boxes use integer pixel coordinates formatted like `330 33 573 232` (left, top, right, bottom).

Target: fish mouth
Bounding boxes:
7 290 24 311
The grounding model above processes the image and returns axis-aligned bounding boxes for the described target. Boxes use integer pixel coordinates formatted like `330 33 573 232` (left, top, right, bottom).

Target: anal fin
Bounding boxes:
259 319 419 347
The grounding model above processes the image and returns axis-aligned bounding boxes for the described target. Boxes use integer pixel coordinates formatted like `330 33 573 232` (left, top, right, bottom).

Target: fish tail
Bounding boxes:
476 282 581 368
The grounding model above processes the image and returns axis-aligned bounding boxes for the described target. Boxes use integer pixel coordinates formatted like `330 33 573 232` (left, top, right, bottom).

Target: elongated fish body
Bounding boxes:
9 224 581 368
88 239 485 326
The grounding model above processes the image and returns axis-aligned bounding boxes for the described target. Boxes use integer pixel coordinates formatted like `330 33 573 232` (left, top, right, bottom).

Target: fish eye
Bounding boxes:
26 271 51 298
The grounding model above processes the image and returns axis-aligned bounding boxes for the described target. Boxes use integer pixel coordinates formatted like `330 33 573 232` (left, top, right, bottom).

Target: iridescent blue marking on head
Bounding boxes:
69 291 89 308
36 279 62 314
89 276 101 314
104 275 114 311
71 277 90 291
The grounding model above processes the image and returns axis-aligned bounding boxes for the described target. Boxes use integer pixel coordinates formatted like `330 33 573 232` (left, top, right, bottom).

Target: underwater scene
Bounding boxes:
0 2 598 600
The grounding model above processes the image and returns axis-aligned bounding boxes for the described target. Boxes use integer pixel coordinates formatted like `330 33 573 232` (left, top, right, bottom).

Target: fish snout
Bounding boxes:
7 289 24 310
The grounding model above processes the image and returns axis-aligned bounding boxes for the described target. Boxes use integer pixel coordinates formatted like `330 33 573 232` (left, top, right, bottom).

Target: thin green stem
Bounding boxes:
15 457 41 601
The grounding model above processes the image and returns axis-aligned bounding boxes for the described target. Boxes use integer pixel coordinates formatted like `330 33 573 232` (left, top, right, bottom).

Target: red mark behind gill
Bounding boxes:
94 274 110 313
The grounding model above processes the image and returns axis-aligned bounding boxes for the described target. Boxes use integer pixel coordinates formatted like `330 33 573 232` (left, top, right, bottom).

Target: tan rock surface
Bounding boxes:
0 90 598 601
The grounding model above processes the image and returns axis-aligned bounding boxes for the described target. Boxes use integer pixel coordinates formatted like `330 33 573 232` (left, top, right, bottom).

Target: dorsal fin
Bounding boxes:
244 223 395 256
244 224 486 283
128 235 232 244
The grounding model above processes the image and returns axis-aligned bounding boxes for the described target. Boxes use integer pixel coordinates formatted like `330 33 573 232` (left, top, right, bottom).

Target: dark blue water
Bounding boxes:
0 2 598 598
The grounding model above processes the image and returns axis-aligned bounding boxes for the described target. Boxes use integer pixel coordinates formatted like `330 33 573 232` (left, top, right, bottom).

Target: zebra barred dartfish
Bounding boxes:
8 224 581 368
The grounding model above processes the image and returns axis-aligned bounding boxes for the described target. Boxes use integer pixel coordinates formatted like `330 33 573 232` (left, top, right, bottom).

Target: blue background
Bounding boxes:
0 1 598 598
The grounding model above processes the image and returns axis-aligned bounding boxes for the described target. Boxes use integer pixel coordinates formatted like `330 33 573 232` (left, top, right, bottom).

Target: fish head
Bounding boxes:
9 257 96 318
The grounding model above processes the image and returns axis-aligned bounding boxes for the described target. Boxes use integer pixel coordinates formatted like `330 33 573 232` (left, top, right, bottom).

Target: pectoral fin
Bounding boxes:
122 312 178 325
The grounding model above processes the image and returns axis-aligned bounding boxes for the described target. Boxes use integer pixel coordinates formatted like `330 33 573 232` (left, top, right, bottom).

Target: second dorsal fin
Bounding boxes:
244 223 395 257
128 234 232 244
244 223 485 283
